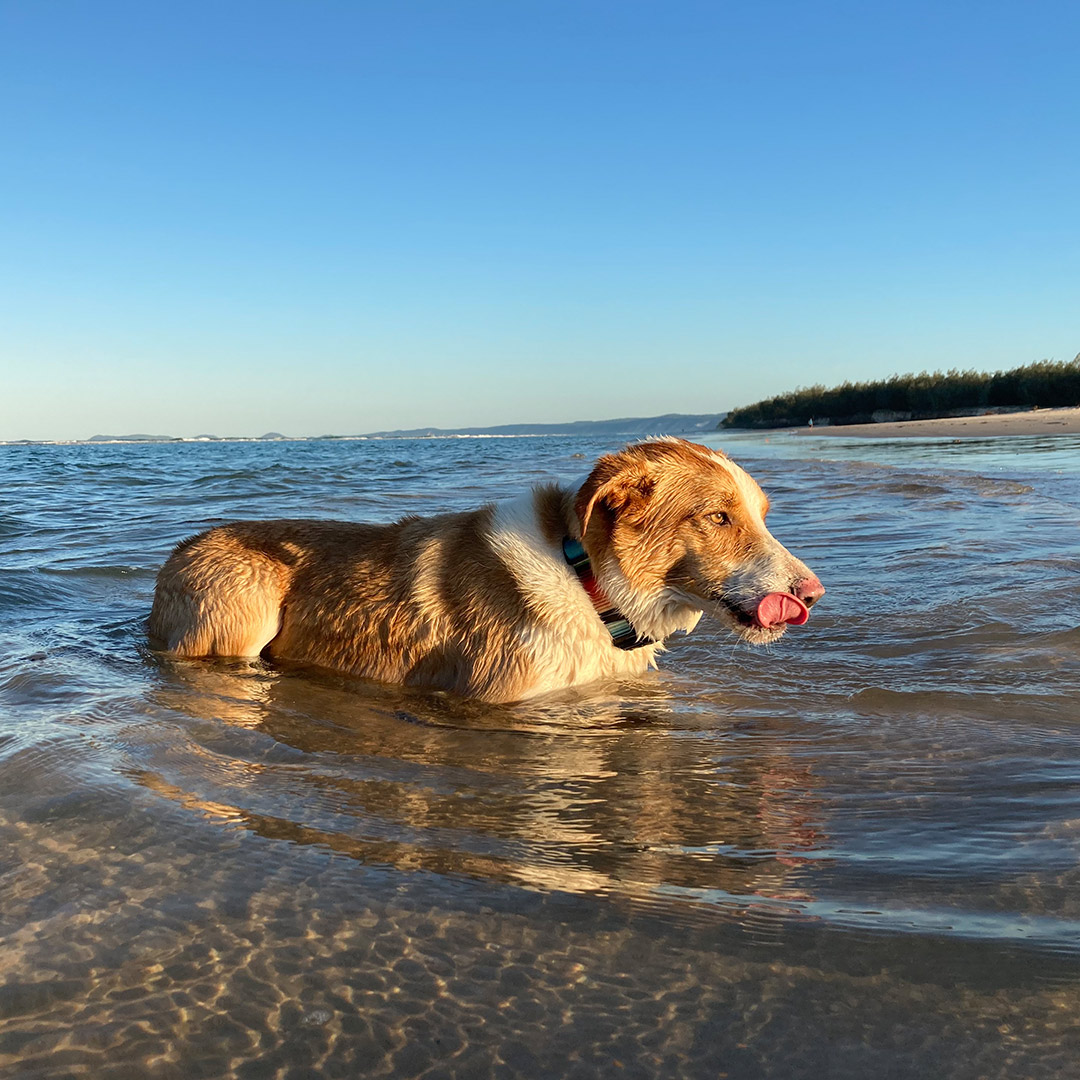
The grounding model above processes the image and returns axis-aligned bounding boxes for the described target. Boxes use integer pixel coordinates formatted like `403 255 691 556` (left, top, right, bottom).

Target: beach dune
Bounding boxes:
792 406 1080 439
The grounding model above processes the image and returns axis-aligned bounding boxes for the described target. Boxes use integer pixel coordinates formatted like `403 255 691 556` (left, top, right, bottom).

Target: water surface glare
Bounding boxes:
2 433 1079 1078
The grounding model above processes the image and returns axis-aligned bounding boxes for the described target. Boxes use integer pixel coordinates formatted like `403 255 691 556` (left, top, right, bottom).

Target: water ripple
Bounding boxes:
2 434 1080 1075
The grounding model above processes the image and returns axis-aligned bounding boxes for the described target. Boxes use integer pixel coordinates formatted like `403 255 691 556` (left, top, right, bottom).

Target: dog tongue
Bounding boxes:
755 592 809 628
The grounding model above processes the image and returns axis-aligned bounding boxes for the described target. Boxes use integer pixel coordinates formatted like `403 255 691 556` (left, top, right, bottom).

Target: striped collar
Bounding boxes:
562 537 656 651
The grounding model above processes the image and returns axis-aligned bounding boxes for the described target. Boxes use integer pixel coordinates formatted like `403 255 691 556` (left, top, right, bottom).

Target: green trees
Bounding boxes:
721 356 1080 428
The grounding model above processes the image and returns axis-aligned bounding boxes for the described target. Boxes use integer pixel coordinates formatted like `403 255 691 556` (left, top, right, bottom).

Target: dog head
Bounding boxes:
575 439 824 643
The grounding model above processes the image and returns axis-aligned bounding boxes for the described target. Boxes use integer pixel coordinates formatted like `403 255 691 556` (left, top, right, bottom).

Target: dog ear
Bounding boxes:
575 453 656 538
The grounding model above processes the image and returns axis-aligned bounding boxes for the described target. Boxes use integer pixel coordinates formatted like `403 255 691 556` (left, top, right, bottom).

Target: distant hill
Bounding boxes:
360 413 725 438
87 433 181 443
52 414 725 445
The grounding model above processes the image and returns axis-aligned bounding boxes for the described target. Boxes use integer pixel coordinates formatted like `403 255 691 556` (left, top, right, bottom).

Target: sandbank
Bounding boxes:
788 406 1080 439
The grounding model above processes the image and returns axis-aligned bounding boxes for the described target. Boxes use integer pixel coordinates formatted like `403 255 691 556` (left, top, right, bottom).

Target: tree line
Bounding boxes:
721 356 1080 429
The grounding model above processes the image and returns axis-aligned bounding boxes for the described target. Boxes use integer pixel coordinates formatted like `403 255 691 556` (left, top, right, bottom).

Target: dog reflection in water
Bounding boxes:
149 438 823 703
145 658 826 909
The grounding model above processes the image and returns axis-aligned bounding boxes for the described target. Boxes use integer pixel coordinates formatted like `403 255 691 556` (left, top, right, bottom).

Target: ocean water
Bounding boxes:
2 431 1079 1079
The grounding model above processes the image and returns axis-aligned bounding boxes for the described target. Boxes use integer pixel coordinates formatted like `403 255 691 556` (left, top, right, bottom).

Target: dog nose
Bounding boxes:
794 575 825 607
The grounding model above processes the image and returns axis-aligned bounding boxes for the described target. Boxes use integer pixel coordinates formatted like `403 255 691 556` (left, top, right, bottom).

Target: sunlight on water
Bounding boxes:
2 433 1080 1077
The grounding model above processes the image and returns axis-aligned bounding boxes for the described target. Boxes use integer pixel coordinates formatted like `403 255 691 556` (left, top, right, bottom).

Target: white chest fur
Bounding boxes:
486 490 668 696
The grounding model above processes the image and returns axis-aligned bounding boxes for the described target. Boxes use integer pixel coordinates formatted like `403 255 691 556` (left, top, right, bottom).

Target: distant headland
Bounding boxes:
3 414 725 446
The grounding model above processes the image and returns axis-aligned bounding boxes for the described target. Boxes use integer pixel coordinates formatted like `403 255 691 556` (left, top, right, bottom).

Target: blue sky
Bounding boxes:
2 1 1077 440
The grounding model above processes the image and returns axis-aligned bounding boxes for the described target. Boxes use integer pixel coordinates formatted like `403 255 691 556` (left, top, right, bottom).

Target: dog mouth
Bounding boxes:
716 598 784 642
710 590 810 642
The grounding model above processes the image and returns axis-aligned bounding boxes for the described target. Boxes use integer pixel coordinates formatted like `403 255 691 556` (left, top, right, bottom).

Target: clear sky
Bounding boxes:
2 1 1077 440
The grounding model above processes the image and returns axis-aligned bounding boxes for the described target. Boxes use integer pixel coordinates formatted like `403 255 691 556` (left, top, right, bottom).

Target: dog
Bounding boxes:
148 438 824 702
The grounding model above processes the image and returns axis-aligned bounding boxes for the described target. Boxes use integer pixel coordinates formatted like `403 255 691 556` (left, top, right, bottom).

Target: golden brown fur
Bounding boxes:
150 511 539 699
149 439 823 702
576 438 772 602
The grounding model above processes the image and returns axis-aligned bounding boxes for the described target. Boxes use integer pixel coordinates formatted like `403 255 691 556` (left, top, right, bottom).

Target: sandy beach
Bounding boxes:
790 406 1080 439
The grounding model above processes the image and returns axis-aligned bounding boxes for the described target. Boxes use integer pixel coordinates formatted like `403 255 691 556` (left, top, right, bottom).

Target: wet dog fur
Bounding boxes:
148 438 823 702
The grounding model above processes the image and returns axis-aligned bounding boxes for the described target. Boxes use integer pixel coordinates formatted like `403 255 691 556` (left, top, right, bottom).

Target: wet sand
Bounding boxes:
790 406 1080 439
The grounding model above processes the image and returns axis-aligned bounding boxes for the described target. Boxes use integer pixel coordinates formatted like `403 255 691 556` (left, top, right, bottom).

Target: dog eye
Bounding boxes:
707 511 730 526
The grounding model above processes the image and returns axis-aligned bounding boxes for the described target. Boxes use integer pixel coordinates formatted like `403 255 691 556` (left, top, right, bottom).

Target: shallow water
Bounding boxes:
2 432 1080 1079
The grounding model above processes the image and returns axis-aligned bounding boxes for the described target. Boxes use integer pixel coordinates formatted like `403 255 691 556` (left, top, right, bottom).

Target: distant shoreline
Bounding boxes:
785 405 1080 439
10 406 1080 446
0 412 725 446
